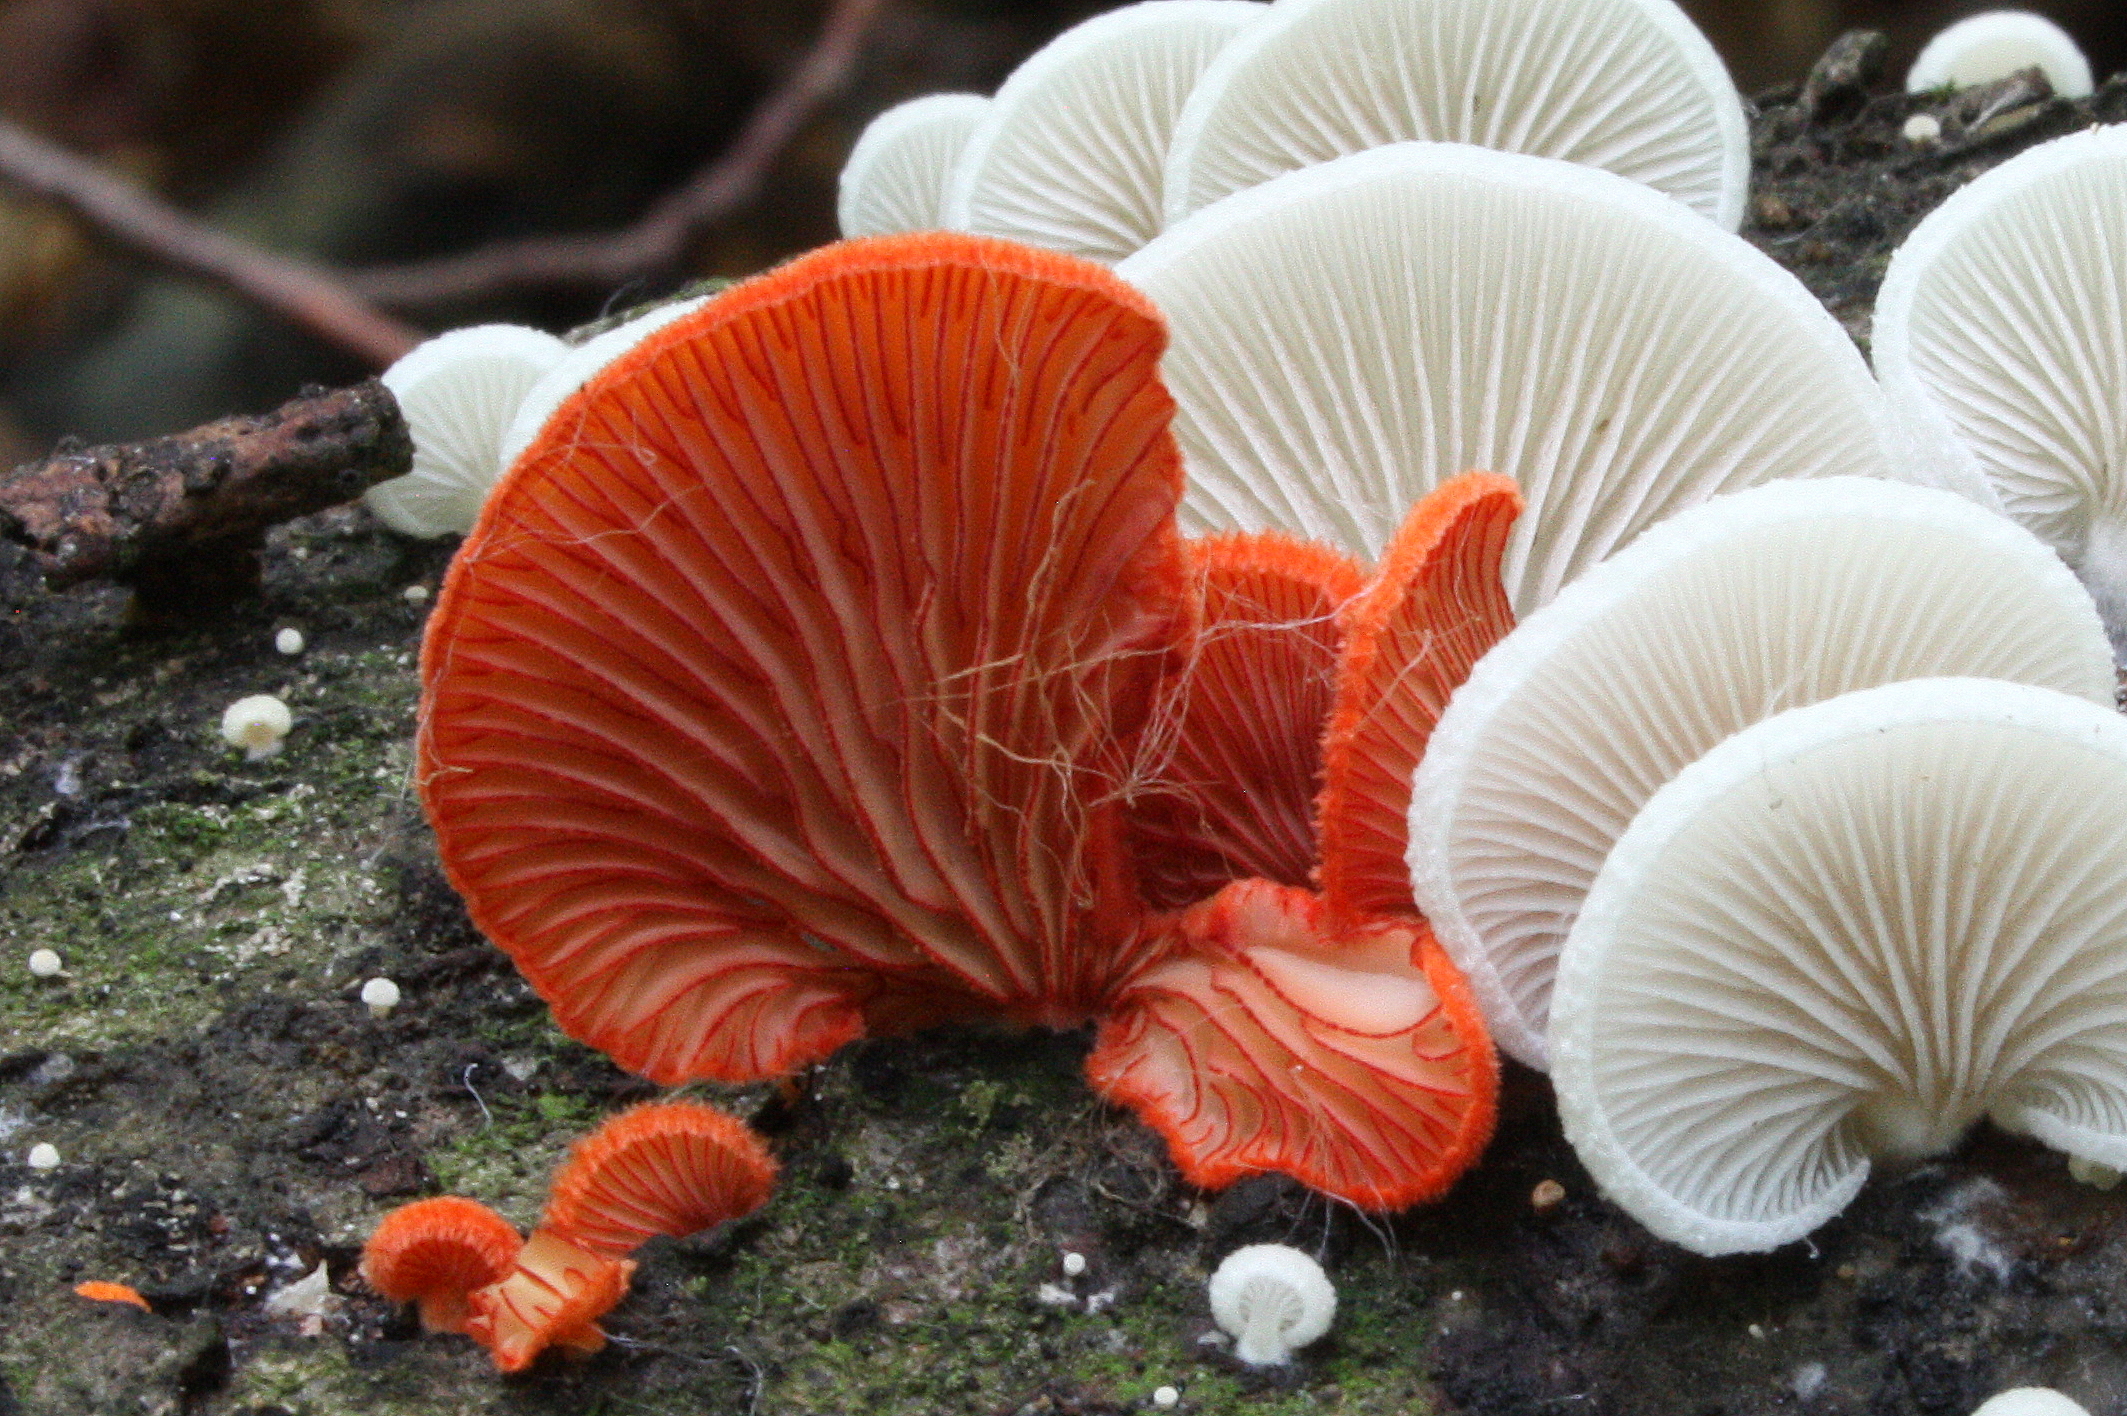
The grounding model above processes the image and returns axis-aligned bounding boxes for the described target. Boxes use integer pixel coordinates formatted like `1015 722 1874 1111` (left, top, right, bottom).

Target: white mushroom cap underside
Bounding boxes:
1874 125 2127 577
1207 1244 1336 1362
1410 476 2114 1070
1972 1389 2094 1416
1906 12 2094 98
365 324 568 538
1552 677 2127 1255
1162 0 1748 229
839 93 991 237
494 295 713 474
944 1 1263 262
1118 142 1903 608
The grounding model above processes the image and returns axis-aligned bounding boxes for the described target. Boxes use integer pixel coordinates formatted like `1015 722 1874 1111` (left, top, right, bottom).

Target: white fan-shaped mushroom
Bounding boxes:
1207 1245 1336 1365
1163 0 1749 229
1552 677 2127 1255
1409 477 2115 1069
1906 12 2093 98
1119 143 1907 608
364 324 568 538
494 294 712 474
1874 124 2127 652
838 93 991 237
943 1 1262 262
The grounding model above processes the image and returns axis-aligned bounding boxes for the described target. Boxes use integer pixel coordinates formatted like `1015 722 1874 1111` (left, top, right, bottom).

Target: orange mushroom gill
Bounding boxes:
464 1228 635 1373
416 232 1508 1214
1128 532 1366 909
542 1101 778 1260
360 1195 523 1334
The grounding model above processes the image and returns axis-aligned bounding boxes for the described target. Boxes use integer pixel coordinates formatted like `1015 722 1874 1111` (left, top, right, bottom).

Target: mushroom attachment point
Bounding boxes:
1905 11 2093 97
1552 678 2127 1254
1207 1244 1336 1365
219 695 291 761
540 1101 777 1259
360 1195 524 1334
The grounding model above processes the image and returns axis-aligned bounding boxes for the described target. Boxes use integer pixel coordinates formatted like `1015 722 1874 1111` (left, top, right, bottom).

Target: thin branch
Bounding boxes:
347 0 890 307
0 118 424 367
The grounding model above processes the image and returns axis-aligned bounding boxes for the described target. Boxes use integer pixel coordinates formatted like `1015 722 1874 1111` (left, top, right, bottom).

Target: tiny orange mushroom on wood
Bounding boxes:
416 231 1508 1214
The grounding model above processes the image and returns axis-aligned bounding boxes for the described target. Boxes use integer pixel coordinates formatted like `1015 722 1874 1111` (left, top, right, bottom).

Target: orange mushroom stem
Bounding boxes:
464 1228 636 1373
360 1195 524 1334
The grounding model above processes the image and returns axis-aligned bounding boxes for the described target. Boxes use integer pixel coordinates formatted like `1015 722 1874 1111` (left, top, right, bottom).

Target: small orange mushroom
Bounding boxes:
464 1228 635 1373
542 1101 777 1260
360 1195 523 1334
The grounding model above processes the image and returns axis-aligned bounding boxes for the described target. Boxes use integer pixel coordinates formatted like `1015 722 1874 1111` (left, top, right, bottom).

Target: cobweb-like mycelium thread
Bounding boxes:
417 232 1501 1211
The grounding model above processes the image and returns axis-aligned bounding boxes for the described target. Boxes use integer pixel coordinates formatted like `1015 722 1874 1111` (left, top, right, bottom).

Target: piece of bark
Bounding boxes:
0 380 410 621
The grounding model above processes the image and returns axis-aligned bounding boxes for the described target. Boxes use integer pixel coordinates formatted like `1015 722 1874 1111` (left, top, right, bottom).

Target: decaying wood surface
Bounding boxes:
0 380 410 621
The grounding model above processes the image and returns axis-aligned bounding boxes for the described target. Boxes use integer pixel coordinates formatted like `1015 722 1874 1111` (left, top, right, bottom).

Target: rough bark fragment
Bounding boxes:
0 379 411 618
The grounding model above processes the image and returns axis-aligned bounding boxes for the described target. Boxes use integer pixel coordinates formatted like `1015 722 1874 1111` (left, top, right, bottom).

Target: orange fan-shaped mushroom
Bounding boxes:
542 1101 777 1260
360 1196 523 1334
1129 532 1366 909
465 1229 635 1374
1318 473 1522 919
418 232 1191 1084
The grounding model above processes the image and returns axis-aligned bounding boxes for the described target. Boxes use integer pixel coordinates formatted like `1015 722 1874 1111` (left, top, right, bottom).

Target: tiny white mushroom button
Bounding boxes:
360 977 401 1018
1152 1386 1180 1409
220 695 292 761
1902 114 1942 143
27 1142 60 1170
1061 1251 1087 1277
274 627 306 656
28 948 62 978
1207 1244 1336 1366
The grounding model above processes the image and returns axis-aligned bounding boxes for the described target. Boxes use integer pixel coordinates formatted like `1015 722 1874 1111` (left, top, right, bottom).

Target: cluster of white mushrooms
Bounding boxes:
360 0 2127 1312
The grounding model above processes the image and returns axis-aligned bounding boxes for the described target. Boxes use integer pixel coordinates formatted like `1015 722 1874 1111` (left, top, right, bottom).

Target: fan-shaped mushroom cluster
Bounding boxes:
363 1102 775 1371
841 0 1749 263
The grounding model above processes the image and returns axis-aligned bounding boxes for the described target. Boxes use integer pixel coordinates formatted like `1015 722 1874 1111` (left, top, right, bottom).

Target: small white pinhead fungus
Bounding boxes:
1207 1244 1335 1366
1553 678 2127 1254
839 93 991 237
273 627 305 656
1874 124 2127 653
27 1142 60 1170
365 324 568 538
942 1 1263 262
1409 476 2115 1068
28 948 62 978
220 695 292 761
1163 0 1749 229
361 977 401 1018
1906 12 2093 98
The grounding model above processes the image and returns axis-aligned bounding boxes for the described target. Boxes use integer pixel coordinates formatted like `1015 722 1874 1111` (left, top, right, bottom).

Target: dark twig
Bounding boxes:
347 0 889 307
0 118 424 367
0 380 411 619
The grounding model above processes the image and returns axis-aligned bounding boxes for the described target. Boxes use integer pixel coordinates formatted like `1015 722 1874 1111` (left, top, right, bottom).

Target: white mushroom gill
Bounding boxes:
1874 124 2127 653
1119 143 1910 609
1206 1245 1336 1365
1409 476 2114 1069
220 695 293 761
1163 0 1749 229
1552 678 2127 1255
943 1 1262 263
365 324 568 539
1906 12 2094 98
838 93 991 238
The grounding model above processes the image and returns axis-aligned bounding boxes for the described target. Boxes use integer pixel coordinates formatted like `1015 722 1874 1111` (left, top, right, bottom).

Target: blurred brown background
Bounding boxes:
0 0 2117 457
